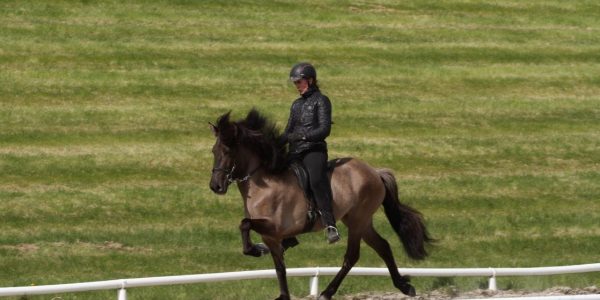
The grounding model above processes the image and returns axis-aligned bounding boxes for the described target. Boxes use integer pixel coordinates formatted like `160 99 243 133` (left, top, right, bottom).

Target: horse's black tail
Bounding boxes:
378 168 433 260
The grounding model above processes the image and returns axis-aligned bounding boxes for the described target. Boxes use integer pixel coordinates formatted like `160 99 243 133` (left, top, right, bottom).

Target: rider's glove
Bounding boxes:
288 132 305 142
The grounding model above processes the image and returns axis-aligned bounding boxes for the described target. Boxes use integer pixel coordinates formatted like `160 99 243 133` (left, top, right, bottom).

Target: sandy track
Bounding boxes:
298 286 599 299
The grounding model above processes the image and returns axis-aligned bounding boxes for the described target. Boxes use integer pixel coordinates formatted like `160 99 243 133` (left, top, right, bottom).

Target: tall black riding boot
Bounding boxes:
303 151 340 244
315 177 340 244
313 173 340 244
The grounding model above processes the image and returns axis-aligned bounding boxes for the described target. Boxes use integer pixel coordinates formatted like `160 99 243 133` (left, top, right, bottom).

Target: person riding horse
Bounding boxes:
281 62 340 244
209 108 431 299
209 63 432 299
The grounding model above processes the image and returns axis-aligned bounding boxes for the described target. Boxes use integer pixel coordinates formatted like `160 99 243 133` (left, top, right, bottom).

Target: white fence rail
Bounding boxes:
1 263 599 299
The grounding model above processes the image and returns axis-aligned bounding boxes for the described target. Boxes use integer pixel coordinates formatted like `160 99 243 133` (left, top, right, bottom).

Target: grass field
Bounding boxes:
1 0 600 299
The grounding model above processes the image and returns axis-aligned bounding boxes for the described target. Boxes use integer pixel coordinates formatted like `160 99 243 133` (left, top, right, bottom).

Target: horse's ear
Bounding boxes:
215 111 239 146
209 122 218 137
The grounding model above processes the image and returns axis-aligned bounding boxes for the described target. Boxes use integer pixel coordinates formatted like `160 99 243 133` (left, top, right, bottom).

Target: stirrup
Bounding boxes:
326 226 340 244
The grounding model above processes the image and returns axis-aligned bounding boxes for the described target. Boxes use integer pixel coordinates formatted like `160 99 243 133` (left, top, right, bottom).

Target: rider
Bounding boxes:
281 62 340 244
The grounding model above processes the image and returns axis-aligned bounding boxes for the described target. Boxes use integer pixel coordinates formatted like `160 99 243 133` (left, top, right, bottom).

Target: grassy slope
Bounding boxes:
1 0 599 299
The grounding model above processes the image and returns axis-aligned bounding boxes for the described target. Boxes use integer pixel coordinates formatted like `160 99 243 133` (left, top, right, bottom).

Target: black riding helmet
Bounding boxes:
289 62 317 82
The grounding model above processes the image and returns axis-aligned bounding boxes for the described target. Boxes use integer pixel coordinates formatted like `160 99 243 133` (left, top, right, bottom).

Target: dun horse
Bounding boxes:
209 109 432 300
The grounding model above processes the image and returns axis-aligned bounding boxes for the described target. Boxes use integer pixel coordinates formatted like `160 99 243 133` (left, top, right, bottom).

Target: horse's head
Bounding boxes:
209 109 288 194
209 111 239 194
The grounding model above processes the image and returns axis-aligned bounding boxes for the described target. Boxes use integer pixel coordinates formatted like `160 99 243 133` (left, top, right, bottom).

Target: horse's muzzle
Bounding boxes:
209 179 228 194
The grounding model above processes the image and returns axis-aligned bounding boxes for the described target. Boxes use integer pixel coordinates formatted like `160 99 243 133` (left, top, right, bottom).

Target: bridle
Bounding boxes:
211 164 239 184
212 163 259 184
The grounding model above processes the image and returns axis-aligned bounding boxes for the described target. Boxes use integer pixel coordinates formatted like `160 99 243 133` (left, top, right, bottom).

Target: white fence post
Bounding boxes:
118 280 127 300
117 288 127 300
489 267 497 291
309 267 319 296
488 276 497 291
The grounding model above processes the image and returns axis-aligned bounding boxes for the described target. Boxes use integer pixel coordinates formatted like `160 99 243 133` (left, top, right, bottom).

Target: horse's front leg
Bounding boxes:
240 218 290 299
239 218 270 257
263 236 290 300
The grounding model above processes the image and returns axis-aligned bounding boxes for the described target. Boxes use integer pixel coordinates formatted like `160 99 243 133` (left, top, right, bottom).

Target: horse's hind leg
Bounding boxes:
319 230 362 300
363 223 416 296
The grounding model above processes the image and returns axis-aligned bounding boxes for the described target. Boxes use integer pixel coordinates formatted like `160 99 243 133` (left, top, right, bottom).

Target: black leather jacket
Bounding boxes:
283 87 332 155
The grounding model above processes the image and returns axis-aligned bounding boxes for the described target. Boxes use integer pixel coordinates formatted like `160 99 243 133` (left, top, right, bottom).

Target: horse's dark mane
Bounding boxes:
216 108 288 173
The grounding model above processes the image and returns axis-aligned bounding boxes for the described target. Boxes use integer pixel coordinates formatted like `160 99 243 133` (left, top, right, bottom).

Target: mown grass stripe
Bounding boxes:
1 0 599 298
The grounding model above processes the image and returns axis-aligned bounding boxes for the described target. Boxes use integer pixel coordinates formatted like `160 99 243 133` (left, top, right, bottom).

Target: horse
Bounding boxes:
209 109 432 300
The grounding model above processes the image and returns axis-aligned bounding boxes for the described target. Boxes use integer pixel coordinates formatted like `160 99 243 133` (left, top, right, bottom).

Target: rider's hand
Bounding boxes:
288 132 305 142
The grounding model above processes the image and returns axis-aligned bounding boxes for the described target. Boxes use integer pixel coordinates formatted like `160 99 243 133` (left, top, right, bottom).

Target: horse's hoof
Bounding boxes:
253 243 271 256
275 295 290 300
255 243 270 255
400 283 416 297
243 243 270 257
318 291 333 300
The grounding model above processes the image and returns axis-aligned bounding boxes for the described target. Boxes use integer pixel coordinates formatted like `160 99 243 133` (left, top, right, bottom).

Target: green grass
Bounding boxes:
1 0 600 299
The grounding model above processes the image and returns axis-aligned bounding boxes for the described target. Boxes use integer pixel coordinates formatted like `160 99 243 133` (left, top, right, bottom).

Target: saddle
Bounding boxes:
289 159 339 233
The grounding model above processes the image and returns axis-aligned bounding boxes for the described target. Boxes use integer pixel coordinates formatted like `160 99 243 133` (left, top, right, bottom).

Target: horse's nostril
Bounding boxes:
210 182 219 193
210 181 225 194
